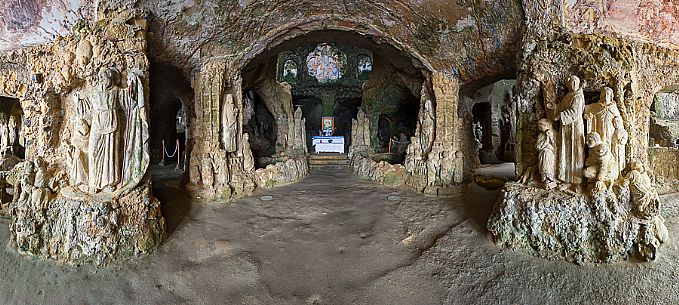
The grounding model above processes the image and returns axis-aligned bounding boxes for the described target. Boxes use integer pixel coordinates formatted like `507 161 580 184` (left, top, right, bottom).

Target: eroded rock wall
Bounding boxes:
0 9 165 264
488 0 679 264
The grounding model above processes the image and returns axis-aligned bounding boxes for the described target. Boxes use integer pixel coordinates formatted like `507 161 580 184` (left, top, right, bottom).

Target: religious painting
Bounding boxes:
306 43 347 83
564 0 679 47
282 59 298 83
322 116 334 136
357 54 372 81
563 0 605 33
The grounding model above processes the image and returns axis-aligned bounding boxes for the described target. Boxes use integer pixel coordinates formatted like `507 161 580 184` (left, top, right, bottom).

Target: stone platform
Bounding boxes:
488 183 668 264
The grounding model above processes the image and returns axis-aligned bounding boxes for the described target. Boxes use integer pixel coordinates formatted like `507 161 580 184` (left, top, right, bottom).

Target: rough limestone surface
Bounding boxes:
0 9 165 265
489 183 668 264
648 148 679 195
12 182 164 265
254 158 309 189
351 155 407 188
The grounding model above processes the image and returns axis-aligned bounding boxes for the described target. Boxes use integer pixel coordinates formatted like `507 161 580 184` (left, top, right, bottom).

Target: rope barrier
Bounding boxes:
159 139 181 168
164 142 178 158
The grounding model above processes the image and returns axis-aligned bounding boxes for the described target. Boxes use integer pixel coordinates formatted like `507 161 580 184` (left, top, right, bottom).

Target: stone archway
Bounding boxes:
187 20 469 199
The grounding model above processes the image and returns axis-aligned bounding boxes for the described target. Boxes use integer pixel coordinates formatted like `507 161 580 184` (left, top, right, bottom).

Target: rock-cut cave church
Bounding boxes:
0 0 678 304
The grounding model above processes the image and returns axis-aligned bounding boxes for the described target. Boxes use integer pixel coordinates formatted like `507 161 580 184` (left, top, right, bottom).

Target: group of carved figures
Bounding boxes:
0 113 21 157
534 76 660 205
536 75 630 193
68 67 148 194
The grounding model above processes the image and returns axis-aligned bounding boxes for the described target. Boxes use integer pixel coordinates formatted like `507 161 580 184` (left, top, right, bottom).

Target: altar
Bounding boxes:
312 136 345 154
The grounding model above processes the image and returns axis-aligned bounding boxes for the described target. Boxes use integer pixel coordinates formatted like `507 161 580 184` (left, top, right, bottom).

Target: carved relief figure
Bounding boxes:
473 121 483 150
201 156 215 188
623 161 660 220
418 100 435 157
121 71 150 188
404 136 420 173
0 114 8 156
584 132 615 192
453 151 464 184
69 95 90 189
536 118 556 189
584 87 623 146
88 67 120 192
426 151 442 186
356 110 367 146
242 133 255 174
549 75 586 191
293 107 305 150
584 87 626 179
8 115 16 154
611 119 628 179
222 94 238 152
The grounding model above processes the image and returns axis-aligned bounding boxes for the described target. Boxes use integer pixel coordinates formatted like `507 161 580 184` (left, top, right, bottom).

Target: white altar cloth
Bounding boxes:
312 136 345 153
314 143 345 154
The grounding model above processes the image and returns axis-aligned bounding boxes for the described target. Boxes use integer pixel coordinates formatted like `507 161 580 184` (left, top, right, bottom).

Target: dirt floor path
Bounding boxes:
0 170 677 304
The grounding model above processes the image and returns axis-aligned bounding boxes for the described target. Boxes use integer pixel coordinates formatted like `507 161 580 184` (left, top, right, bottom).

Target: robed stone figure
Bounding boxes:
584 87 623 146
550 75 586 190
222 94 238 152
89 67 121 192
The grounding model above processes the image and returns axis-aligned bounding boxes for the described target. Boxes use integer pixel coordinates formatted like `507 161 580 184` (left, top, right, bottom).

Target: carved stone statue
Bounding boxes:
69 95 90 189
584 87 626 179
88 67 120 192
120 71 150 190
611 119 628 180
355 110 367 146
426 151 442 186
242 133 255 174
8 115 16 154
0 114 8 156
349 109 371 157
623 161 660 220
418 100 435 157
362 112 370 147
292 107 306 151
201 156 215 188
473 121 483 150
453 151 464 184
222 94 238 153
536 118 556 189
549 75 586 192
584 87 623 147
584 132 615 192
404 136 420 173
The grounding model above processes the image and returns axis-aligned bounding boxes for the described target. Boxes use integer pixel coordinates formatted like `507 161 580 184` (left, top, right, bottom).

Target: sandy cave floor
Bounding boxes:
0 170 678 304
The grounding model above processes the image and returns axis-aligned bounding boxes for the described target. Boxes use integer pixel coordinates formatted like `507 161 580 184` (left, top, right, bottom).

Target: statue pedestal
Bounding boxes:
11 183 164 265
488 183 668 264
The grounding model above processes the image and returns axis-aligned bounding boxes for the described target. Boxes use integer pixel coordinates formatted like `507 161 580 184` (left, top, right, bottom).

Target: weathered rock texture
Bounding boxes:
254 157 308 189
489 183 667 264
488 0 679 264
648 147 679 195
351 155 407 188
0 9 165 264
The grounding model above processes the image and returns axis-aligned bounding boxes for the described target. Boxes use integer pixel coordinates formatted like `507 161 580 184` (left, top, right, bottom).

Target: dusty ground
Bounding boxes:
0 169 677 304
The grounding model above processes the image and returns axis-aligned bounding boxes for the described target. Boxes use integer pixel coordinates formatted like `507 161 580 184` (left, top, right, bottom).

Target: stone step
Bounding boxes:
308 159 351 166
309 164 350 171
308 153 348 160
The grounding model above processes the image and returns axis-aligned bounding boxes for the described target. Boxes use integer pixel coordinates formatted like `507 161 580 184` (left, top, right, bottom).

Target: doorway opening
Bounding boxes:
0 96 24 211
461 79 517 185
240 30 426 170
148 63 193 181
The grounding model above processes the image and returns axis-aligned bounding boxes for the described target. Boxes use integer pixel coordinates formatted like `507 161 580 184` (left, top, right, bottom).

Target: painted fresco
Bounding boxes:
306 43 347 83
357 54 372 80
0 0 93 51
564 0 679 47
